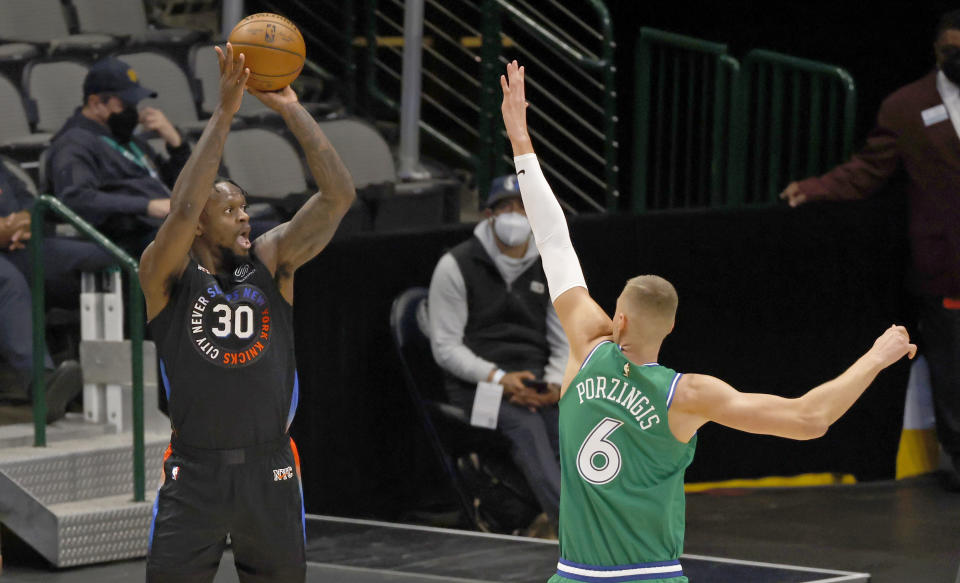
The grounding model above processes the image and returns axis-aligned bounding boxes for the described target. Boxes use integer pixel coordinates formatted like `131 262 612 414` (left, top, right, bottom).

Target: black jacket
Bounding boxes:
46 109 191 227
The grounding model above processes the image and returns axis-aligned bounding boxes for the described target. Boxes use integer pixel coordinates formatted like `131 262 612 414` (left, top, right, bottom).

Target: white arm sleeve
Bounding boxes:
513 153 586 302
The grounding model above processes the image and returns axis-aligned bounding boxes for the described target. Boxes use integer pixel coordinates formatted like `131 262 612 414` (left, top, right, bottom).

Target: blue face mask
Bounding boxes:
493 212 531 247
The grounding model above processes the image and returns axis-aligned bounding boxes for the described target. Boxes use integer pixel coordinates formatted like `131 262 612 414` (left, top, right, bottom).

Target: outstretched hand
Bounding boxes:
868 325 917 368
500 60 533 155
247 85 299 113
215 43 250 115
779 182 808 207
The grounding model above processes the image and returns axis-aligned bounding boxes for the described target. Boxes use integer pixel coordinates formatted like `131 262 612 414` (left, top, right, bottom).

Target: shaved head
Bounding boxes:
613 275 678 345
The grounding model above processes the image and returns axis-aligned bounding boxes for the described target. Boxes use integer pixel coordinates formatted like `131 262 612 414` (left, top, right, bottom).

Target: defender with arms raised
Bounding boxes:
140 44 355 583
500 60 916 583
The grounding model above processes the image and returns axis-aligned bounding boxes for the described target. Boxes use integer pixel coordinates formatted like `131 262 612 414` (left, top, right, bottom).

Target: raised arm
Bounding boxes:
139 44 248 321
248 87 356 302
668 325 917 442
500 60 611 366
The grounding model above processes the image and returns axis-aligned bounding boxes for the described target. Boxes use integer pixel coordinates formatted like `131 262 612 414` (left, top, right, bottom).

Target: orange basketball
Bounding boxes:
227 13 305 92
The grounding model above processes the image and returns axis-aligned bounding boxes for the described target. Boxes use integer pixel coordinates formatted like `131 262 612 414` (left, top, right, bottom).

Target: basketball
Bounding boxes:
227 13 305 92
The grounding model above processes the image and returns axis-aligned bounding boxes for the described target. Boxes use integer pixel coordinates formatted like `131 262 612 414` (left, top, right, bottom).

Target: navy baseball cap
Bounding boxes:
485 174 522 208
83 58 157 105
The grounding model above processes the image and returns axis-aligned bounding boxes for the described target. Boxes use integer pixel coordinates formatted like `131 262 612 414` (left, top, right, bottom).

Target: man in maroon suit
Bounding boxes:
781 10 960 490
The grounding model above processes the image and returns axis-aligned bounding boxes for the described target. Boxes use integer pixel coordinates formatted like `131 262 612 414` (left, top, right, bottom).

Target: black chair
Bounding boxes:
389 287 540 532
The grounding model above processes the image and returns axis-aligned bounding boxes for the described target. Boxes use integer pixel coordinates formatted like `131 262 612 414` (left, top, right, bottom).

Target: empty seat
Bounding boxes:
0 0 117 55
189 43 270 119
1 154 37 196
73 0 204 47
24 60 89 134
0 42 40 63
317 118 396 188
0 73 51 150
115 51 204 132
222 128 308 200
317 118 454 232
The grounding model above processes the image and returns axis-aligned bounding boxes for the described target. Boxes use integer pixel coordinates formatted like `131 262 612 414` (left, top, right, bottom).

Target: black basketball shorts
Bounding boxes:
146 436 306 583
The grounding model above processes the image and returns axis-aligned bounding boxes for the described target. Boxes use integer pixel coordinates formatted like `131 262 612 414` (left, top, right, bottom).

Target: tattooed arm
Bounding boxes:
140 44 248 321
248 86 356 303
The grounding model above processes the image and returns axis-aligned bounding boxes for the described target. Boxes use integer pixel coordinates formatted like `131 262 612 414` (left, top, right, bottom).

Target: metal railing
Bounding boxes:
728 49 856 205
633 28 739 212
30 195 146 502
632 31 856 211
362 0 617 213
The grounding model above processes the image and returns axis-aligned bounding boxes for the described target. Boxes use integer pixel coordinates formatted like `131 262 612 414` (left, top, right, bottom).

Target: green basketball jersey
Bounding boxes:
548 341 696 583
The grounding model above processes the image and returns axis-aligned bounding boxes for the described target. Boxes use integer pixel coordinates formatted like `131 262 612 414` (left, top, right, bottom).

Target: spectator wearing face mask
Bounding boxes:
427 175 569 532
780 10 960 491
46 57 191 255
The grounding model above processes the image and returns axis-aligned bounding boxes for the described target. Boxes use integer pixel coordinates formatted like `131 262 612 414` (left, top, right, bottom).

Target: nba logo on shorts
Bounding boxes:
264 24 276 43
171 466 180 481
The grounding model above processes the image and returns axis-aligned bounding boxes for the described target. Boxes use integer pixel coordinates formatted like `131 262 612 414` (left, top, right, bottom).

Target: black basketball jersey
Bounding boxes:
149 252 298 449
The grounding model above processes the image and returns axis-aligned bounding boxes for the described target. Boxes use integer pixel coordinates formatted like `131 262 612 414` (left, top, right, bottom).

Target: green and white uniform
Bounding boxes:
549 341 696 583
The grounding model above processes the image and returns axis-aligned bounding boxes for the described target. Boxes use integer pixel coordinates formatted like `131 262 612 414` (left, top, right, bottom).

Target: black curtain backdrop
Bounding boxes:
290 192 912 520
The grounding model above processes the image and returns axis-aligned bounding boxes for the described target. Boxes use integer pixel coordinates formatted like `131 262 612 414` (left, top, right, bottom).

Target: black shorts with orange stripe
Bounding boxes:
146 437 305 583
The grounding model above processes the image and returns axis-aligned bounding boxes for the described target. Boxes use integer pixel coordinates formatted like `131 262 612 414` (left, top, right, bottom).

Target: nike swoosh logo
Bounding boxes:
517 169 526 175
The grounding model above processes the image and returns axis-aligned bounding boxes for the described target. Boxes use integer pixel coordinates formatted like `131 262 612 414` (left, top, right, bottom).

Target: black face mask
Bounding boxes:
941 45 960 85
106 105 139 143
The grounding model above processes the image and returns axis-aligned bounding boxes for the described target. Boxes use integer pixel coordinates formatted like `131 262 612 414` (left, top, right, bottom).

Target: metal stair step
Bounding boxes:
49 493 157 567
0 414 113 449
0 432 169 505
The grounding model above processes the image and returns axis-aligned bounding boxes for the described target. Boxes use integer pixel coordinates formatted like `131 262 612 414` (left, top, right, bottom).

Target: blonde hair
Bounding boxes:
621 275 678 329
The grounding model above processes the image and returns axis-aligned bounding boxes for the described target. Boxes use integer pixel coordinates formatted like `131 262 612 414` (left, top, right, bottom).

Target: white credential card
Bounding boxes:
470 382 504 429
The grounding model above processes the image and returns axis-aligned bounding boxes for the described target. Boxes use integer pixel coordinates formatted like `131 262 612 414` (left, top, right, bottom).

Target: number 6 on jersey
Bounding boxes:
577 417 624 484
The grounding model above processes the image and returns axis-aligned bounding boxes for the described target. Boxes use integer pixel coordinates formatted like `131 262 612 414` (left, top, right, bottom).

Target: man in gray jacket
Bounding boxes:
428 175 568 532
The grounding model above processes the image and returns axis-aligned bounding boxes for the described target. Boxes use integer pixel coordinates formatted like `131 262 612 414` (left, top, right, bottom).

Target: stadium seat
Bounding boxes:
72 0 205 48
318 118 396 189
0 0 117 56
114 50 205 133
221 128 308 201
0 43 40 64
1 154 37 196
23 59 90 134
0 73 51 152
318 118 454 232
389 287 541 532
188 43 271 119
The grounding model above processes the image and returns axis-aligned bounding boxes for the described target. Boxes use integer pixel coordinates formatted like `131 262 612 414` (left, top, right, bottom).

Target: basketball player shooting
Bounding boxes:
139 44 355 582
500 60 916 583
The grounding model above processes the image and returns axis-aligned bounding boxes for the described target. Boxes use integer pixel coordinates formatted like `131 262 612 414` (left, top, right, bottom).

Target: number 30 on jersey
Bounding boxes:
577 417 623 484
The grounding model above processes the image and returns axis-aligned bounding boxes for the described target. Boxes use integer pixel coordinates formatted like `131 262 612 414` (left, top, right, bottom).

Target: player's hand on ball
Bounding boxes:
867 325 917 368
215 42 250 116
247 85 299 113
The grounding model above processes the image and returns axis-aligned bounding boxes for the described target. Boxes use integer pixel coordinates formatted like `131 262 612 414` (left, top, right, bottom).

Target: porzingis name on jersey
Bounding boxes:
574 375 661 430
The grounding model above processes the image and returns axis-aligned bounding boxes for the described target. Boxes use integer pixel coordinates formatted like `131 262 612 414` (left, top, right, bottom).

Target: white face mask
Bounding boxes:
492 212 531 247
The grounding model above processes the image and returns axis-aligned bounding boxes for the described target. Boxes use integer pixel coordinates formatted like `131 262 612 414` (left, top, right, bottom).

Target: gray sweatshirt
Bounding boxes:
427 219 568 385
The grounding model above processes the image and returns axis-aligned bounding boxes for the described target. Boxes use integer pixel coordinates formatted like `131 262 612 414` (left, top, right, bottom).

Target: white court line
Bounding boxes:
306 513 558 545
306 515 870 581
681 553 869 580
306 561 493 583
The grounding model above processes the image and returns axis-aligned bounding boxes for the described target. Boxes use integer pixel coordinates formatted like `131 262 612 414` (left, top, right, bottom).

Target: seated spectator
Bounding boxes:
46 57 191 255
0 162 116 422
428 175 568 534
